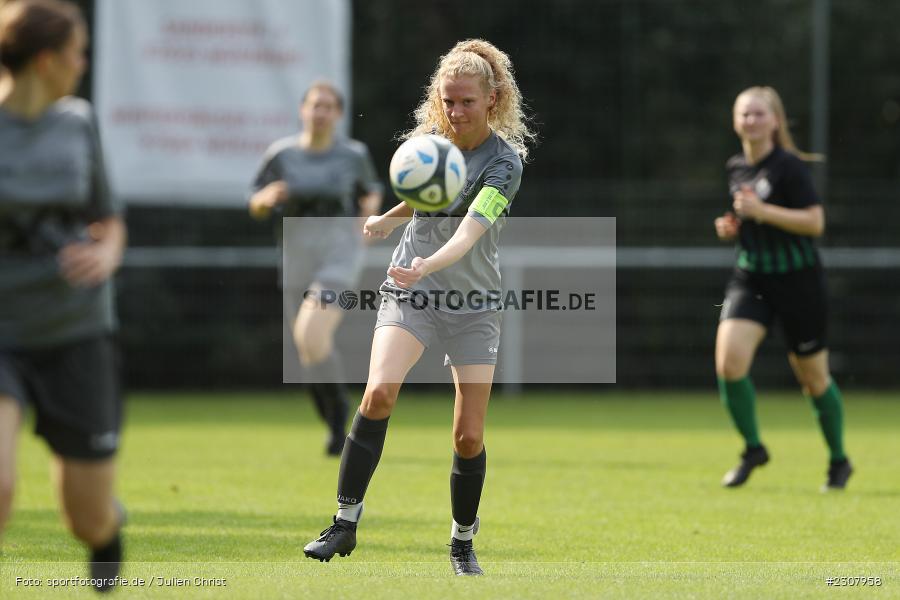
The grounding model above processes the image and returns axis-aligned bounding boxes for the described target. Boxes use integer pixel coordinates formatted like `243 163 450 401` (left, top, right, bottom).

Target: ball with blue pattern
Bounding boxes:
389 135 467 212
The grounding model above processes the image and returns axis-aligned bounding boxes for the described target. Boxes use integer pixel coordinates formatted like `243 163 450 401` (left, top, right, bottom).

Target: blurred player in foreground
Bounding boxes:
0 0 127 590
714 86 852 492
250 81 382 455
303 39 534 576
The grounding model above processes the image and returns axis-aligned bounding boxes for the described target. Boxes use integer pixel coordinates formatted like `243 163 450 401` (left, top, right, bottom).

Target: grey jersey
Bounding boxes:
0 97 121 349
384 132 524 313
252 135 382 222
252 136 382 287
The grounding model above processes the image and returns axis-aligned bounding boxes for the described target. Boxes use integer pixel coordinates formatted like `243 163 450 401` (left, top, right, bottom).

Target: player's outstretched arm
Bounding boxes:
387 215 488 288
364 202 414 240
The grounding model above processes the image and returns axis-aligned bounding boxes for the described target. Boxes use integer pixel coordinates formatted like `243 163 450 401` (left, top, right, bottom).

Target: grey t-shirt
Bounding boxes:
383 131 524 313
0 97 121 349
252 136 383 286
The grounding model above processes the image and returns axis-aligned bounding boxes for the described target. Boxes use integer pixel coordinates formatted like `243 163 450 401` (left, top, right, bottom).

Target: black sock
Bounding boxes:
91 531 122 563
337 411 389 507
90 530 123 591
309 384 330 423
311 382 350 437
450 448 486 528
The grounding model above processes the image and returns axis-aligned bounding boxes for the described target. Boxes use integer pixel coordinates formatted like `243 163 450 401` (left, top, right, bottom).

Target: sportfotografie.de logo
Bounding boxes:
299 288 598 311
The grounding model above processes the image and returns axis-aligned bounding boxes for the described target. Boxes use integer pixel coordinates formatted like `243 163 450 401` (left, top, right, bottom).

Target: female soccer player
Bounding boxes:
250 81 383 455
303 39 533 576
714 86 851 491
0 0 127 590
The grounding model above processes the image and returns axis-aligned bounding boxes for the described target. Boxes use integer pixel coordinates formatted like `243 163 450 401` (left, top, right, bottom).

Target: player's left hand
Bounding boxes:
714 212 741 240
733 184 764 222
58 238 122 287
387 257 429 288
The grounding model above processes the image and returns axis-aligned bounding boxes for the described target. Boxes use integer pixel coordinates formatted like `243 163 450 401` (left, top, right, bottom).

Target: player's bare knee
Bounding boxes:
305 343 333 366
716 355 750 380
792 369 810 391
293 331 310 360
792 359 829 396
452 428 484 458
360 385 397 417
806 374 830 398
67 509 115 547
296 333 333 366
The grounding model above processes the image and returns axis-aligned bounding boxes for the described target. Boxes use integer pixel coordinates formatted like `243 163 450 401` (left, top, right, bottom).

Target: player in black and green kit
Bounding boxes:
0 0 126 591
714 86 851 492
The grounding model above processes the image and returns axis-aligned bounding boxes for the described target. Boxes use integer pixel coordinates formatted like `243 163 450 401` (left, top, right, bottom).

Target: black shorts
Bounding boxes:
0 336 123 460
720 266 828 356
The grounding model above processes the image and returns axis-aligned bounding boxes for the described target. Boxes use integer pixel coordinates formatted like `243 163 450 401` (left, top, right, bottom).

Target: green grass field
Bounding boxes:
2 391 898 598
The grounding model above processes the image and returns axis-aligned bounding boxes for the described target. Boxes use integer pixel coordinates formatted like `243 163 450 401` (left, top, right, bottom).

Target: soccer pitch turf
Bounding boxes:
2 391 898 599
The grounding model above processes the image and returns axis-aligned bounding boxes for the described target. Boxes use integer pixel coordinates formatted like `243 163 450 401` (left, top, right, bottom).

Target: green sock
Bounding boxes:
810 381 847 462
718 376 761 448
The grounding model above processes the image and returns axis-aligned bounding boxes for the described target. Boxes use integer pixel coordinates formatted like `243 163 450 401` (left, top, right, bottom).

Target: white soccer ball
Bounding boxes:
389 134 467 212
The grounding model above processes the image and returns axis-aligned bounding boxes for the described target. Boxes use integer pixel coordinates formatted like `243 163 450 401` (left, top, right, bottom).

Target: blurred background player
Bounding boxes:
249 81 382 455
0 0 127 590
303 39 533 576
714 86 852 491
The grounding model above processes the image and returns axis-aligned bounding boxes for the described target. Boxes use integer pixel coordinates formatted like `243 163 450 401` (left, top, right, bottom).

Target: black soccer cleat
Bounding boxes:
449 516 482 576
449 538 483 576
722 445 770 487
303 516 357 562
822 458 853 492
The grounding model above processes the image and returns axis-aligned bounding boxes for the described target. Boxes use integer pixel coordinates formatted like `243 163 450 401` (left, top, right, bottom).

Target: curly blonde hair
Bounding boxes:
401 39 536 160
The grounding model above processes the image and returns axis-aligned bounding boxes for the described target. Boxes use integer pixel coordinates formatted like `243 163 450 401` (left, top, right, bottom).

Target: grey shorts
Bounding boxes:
281 250 363 324
281 221 364 294
374 293 501 366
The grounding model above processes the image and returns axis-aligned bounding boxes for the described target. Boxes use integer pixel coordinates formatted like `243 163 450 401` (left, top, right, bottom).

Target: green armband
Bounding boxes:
470 186 509 225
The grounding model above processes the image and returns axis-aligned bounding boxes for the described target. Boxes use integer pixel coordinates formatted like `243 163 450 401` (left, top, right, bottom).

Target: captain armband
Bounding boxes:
469 187 509 225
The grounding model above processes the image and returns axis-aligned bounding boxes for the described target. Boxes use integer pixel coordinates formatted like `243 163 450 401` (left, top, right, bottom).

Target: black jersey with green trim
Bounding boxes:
726 146 821 274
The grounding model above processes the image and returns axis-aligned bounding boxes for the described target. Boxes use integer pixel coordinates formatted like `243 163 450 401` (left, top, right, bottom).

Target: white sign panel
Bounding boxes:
94 0 350 206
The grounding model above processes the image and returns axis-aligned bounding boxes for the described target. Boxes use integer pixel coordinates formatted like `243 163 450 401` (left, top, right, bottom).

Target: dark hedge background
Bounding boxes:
70 0 900 388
